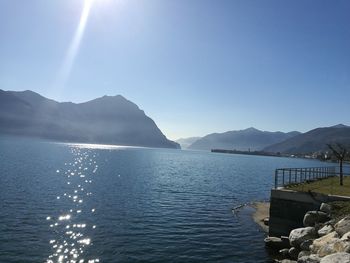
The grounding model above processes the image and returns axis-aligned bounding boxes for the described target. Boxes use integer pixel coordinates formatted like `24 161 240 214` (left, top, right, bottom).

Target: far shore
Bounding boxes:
251 202 270 233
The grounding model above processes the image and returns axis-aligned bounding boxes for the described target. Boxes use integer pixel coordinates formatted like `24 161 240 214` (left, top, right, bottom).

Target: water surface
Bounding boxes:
0 136 328 263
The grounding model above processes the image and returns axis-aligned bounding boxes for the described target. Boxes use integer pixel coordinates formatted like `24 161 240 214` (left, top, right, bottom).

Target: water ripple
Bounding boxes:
0 137 330 262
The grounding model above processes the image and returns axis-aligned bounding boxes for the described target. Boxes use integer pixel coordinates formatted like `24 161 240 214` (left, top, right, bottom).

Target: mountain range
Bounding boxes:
0 89 180 149
2 90 350 154
186 125 350 154
263 124 350 154
188 128 300 151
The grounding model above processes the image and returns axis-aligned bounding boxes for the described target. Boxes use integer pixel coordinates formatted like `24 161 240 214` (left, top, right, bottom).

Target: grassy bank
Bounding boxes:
286 176 350 196
329 201 350 221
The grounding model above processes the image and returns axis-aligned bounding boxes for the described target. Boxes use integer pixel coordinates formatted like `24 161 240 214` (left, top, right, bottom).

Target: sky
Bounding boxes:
0 0 349 140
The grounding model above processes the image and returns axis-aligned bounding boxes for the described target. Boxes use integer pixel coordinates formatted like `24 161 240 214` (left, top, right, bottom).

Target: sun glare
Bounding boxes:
54 0 95 93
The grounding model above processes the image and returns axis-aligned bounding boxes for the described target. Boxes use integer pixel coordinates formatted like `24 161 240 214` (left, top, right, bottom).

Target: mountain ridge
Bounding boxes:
188 127 300 151
0 89 180 149
263 125 350 154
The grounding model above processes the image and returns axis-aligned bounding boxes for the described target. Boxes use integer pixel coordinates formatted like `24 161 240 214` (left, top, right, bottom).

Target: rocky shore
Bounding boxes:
265 202 350 262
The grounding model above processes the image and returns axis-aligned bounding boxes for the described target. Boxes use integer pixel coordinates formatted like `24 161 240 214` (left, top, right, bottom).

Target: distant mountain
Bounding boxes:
188 127 300 151
176 137 201 149
263 124 350 154
0 89 180 149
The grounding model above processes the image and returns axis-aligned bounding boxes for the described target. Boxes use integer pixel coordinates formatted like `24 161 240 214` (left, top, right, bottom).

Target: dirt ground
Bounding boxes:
251 202 270 233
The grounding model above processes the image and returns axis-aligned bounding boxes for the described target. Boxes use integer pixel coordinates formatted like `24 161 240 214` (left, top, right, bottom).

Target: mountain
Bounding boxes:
176 137 201 149
263 124 350 154
188 127 300 151
0 89 180 149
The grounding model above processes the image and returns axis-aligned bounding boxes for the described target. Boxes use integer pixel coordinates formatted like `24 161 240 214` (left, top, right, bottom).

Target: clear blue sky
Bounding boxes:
0 0 349 140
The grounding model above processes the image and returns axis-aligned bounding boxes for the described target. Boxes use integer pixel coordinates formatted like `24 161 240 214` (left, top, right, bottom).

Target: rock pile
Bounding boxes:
265 202 350 263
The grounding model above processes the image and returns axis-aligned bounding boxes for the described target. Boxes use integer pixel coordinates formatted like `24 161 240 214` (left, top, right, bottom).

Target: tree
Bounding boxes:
327 143 349 186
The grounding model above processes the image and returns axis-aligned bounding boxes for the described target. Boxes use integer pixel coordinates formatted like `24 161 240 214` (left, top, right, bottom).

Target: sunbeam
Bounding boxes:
54 0 95 93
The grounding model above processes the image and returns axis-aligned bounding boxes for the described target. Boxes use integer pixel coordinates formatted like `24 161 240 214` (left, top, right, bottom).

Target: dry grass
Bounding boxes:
329 201 350 221
286 176 350 196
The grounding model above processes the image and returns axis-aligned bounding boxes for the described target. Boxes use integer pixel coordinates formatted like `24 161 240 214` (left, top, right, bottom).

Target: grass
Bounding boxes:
329 201 350 221
286 176 350 196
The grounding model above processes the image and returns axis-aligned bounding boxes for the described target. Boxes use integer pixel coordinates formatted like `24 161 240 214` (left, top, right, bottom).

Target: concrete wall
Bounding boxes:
269 188 350 237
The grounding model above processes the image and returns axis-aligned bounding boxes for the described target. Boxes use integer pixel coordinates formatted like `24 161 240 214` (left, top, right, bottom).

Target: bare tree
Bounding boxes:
327 143 349 186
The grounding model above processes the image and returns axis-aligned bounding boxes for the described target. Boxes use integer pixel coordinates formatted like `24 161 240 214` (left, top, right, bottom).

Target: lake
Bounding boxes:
0 136 328 263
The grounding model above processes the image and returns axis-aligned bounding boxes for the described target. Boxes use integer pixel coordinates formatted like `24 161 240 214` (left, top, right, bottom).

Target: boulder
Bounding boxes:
265 236 289 250
297 250 310 259
317 225 333 237
289 227 317 248
279 248 290 257
303 211 329 227
281 236 291 244
280 260 297 263
342 231 350 241
320 252 350 263
332 239 350 253
317 239 350 257
311 231 339 254
300 240 313 251
319 203 332 214
298 254 321 263
324 218 337 226
335 217 350 236
289 247 299 260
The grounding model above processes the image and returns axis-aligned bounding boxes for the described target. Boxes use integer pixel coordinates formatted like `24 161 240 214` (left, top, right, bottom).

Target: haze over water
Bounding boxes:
0 136 330 263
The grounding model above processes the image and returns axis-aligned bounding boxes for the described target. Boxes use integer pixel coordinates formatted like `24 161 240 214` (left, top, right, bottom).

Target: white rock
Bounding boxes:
335 217 350 236
319 203 332 214
317 239 350 257
320 252 350 263
311 231 339 254
318 225 334 237
289 227 317 248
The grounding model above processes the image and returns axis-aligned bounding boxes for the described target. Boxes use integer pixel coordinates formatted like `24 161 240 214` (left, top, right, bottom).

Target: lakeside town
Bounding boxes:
212 148 350 162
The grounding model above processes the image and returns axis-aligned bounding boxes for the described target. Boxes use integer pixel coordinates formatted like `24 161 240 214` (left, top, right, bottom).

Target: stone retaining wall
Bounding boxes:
269 189 350 237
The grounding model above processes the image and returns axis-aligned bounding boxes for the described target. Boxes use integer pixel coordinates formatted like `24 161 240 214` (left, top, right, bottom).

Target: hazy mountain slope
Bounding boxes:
263 125 350 154
188 127 300 151
176 137 201 149
0 90 180 149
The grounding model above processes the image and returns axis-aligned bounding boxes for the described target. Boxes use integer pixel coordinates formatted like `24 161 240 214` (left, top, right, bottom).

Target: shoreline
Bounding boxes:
251 201 270 233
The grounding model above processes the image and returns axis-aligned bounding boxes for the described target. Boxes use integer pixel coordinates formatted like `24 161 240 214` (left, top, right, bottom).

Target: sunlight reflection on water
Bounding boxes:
59 142 140 150
1 136 334 263
46 147 99 263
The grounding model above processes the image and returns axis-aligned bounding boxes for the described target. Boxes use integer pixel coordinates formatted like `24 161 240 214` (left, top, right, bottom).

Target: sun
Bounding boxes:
84 0 95 9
